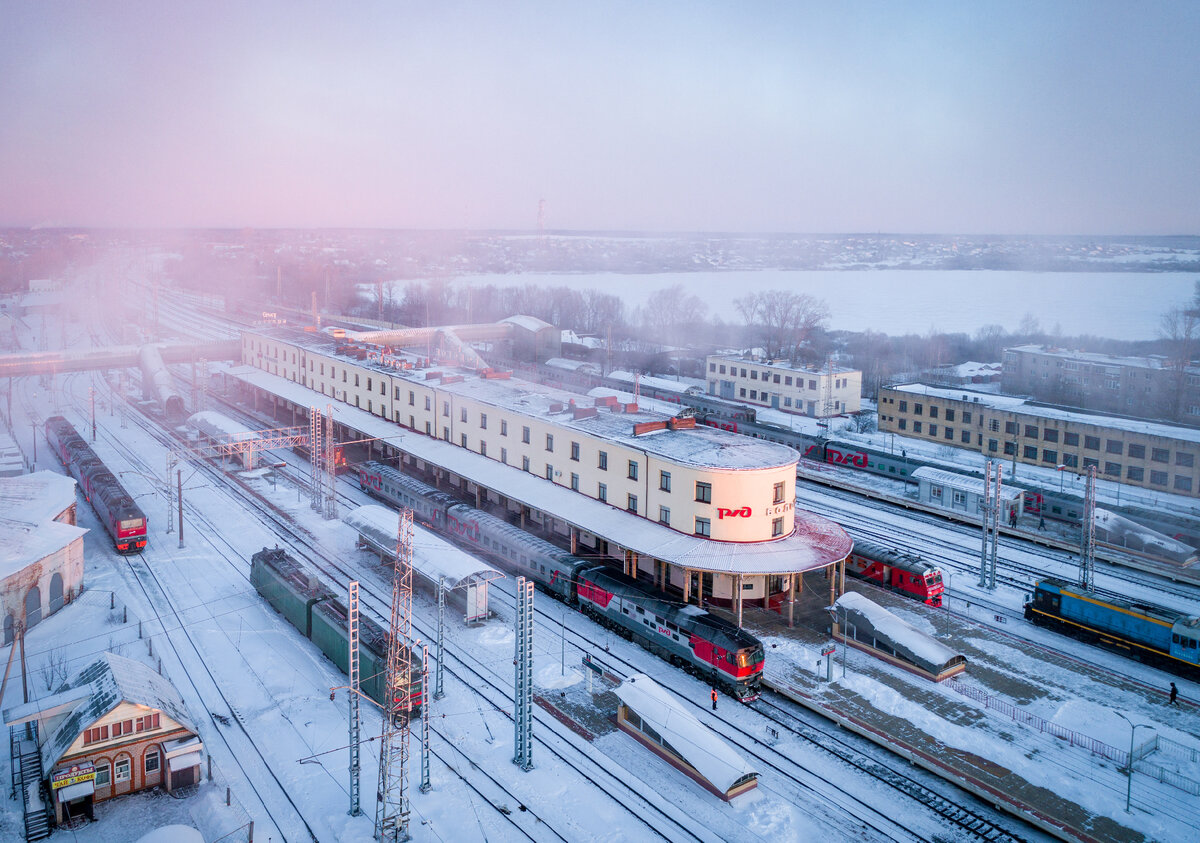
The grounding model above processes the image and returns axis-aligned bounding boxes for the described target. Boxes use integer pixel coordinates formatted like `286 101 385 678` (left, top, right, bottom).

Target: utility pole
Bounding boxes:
177 469 184 549
348 581 362 817
987 465 1002 589
90 386 96 442
513 577 534 771
978 460 992 588
309 406 323 512
435 577 445 700
1080 465 1097 592
419 645 431 794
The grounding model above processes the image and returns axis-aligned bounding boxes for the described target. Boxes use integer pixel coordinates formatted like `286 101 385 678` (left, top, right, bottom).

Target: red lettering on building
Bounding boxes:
717 506 752 519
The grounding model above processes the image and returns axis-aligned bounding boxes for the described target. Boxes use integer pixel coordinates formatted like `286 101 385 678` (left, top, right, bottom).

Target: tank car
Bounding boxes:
44 415 147 554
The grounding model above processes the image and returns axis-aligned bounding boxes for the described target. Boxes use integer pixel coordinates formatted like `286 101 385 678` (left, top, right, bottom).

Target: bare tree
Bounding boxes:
1159 284 1200 420
974 323 1007 360
641 285 707 351
39 647 69 691
734 290 829 360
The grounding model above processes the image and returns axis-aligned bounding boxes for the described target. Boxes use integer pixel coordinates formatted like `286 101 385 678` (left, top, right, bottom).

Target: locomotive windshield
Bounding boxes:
120 518 145 530
737 645 765 669
926 572 943 586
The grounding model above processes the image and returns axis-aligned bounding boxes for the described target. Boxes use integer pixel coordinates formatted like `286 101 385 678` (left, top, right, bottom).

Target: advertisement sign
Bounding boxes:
51 761 96 790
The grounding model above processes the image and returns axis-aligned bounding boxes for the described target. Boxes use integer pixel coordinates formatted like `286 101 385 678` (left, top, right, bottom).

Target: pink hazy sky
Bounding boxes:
1 1 1197 234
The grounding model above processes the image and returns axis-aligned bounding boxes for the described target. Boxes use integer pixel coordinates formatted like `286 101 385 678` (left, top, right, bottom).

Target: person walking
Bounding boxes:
1170 682 1179 705
1038 515 1046 531
711 687 718 711
1009 510 1018 529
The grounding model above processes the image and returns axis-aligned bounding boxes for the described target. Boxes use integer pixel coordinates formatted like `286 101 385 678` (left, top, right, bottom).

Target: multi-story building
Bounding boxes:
237 327 852 614
705 354 861 417
1001 345 1200 426
877 383 1200 498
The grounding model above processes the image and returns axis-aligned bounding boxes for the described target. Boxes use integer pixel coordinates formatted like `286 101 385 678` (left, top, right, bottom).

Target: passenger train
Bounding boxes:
357 460 765 699
1024 578 1200 677
44 415 148 554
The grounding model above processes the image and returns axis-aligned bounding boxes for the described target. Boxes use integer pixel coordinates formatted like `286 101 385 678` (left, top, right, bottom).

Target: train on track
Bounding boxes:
1024 578 1200 677
44 415 147 554
251 547 424 714
845 539 944 606
356 460 765 700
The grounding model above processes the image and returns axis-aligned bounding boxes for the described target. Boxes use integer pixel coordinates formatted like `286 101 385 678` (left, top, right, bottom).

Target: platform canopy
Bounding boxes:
835 591 965 675
615 674 756 796
343 505 505 590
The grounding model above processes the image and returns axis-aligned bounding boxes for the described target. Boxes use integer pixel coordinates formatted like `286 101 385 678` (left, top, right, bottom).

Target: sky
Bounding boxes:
1 1 1198 234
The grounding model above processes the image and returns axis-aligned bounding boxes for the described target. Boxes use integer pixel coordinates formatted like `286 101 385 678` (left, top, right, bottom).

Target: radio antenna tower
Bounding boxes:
376 508 415 842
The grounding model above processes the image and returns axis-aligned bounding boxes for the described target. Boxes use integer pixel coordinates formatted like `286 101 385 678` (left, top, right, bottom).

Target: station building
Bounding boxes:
877 383 1200 498
704 353 861 417
234 325 853 620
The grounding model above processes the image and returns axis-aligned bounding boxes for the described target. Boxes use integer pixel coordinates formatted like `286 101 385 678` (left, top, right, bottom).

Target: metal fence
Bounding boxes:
947 679 1200 796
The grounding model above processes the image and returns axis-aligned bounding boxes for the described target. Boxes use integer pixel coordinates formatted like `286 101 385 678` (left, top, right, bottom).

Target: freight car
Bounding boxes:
251 547 423 714
845 539 944 606
357 460 765 699
44 415 147 554
1024 578 1200 676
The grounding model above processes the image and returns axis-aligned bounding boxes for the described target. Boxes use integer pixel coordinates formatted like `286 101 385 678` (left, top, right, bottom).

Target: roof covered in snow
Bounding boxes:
502 314 555 333
7 652 197 774
606 370 705 396
835 591 965 674
0 518 86 580
343 505 505 588
615 674 756 794
0 470 77 523
911 466 1023 502
187 410 261 442
222 364 850 575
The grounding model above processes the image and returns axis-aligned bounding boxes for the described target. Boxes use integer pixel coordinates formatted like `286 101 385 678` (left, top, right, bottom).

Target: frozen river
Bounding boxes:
453 269 1196 342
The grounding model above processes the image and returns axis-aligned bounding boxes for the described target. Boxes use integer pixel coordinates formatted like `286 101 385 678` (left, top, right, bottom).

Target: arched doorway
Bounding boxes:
3 614 13 646
24 586 42 629
49 573 65 614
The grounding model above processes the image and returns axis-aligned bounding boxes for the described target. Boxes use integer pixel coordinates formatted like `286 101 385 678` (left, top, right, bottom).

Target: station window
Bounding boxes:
914 403 923 416
1175 476 1193 493
1106 439 1123 455
928 424 937 437
628 460 638 480
522 426 531 444
570 473 579 491
1127 443 1144 459
145 750 160 775
627 494 638 513
962 411 972 425
1004 442 1016 455
660 471 671 492
501 448 508 464
944 427 954 440
695 517 711 537
1177 452 1195 468
571 442 580 461
1084 436 1100 450
1151 447 1169 463
913 421 922 434
695 481 712 503
772 517 784 537
929 406 938 419
1023 445 1037 459
522 456 530 472
546 464 554 481
460 433 467 448
598 483 607 502
501 420 508 436
773 481 785 504
1004 421 1017 435
546 434 554 452
1150 470 1168 485
598 451 608 470
961 431 971 444
1024 425 1038 438
1127 466 1144 481
899 401 907 412
944 409 955 422
480 413 487 429
1061 453 1078 468
898 419 907 431
115 758 131 783
750 370 758 380
659 506 670 525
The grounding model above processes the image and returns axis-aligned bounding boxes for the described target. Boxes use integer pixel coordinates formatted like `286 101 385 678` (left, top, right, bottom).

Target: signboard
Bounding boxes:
581 656 603 675
51 761 95 790
821 646 836 657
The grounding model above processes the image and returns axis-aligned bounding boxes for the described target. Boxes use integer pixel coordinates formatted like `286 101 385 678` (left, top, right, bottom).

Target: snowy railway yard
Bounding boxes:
2 295 1199 843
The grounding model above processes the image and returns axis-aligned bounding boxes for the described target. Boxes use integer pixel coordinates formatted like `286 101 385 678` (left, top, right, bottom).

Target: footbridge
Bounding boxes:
0 340 241 378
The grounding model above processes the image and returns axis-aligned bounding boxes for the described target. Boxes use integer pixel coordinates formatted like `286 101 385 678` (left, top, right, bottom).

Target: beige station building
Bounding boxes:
877 383 1200 498
705 353 861 417
233 325 853 621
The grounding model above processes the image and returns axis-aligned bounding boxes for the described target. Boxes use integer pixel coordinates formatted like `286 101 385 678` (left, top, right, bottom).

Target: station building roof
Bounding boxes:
911 466 1023 503
222 363 852 576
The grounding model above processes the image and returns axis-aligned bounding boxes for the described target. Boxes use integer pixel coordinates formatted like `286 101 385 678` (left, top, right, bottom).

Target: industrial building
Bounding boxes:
704 353 861 417
878 383 1200 498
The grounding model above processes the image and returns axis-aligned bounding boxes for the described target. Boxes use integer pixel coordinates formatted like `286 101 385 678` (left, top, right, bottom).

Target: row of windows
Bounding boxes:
709 362 830 391
896 400 972 426
83 713 162 746
984 441 1195 491
91 749 160 789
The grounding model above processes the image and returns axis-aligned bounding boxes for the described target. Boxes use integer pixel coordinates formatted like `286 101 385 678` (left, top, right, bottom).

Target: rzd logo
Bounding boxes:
717 506 751 519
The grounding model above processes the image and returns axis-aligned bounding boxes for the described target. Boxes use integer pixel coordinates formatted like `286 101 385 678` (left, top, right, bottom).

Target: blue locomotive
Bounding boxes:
1024 578 1200 675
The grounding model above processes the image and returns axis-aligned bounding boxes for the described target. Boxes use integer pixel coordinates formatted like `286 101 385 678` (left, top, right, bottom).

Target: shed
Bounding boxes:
833 591 966 681
614 674 758 801
186 410 261 469
911 466 1023 520
344 505 504 623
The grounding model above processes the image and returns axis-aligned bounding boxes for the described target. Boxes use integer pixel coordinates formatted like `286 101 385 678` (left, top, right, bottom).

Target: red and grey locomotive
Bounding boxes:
357 460 765 699
44 415 147 554
845 538 943 606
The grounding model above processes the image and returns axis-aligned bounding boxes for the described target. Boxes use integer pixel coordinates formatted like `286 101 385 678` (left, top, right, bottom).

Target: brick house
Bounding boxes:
4 652 202 827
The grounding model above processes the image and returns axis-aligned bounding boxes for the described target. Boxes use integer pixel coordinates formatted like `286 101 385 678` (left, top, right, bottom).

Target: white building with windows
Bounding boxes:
704 354 861 417
235 327 853 616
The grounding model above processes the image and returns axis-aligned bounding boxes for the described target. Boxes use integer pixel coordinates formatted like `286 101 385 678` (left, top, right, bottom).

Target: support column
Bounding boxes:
735 574 743 629
786 574 794 629
682 569 691 605
697 573 705 610
569 527 578 555
840 556 846 595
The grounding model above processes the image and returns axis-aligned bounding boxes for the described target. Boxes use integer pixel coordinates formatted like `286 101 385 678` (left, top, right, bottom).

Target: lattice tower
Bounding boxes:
376 508 414 842
1080 465 1097 591
309 405 323 511
323 404 337 519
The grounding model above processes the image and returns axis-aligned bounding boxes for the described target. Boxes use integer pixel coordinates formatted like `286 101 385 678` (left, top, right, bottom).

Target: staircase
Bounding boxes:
9 724 52 841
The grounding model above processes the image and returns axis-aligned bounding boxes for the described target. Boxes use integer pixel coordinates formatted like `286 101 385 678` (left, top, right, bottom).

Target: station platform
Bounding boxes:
726 580 1198 843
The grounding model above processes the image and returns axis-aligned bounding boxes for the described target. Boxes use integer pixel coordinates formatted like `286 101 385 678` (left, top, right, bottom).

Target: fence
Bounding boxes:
946 679 1200 796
